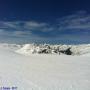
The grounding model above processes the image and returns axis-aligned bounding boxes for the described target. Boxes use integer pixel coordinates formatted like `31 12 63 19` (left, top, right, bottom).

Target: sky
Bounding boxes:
0 0 90 44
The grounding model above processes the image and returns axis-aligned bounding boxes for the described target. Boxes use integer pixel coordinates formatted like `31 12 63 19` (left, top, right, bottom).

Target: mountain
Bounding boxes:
16 44 90 56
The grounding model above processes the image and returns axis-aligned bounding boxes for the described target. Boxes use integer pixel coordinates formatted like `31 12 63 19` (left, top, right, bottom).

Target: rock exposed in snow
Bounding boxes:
16 44 90 56
0 43 90 56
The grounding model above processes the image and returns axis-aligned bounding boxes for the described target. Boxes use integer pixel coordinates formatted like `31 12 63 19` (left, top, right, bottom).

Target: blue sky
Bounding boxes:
0 0 90 44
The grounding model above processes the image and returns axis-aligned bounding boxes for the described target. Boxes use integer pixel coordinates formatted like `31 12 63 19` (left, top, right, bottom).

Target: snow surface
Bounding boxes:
0 43 90 90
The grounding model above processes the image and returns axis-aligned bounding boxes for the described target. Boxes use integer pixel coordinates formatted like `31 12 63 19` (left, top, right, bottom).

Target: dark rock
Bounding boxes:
59 48 72 55
38 49 49 54
65 48 72 55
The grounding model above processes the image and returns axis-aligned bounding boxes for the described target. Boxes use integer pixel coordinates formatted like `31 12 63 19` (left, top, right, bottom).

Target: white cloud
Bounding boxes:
25 21 47 28
0 11 90 40
13 31 31 37
0 21 53 32
58 11 90 30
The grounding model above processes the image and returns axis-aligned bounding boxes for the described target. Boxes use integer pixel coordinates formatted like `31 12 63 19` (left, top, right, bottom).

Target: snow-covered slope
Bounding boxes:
0 43 22 50
16 44 90 56
0 43 90 56
0 45 90 90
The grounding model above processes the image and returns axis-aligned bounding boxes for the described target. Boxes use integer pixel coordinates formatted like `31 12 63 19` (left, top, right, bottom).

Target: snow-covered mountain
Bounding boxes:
0 43 90 56
16 44 90 56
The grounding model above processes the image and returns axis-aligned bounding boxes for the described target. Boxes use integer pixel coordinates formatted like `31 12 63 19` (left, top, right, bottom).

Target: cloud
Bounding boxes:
25 21 47 28
0 21 54 32
0 22 52 42
13 31 31 37
58 11 90 31
0 21 55 38
0 11 90 44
